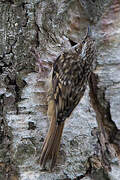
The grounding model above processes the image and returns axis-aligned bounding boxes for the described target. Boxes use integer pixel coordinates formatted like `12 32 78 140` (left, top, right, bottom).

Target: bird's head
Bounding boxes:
81 26 95 59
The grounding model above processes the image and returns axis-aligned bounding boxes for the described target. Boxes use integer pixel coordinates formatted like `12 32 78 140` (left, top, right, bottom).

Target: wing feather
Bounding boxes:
51 50 85 122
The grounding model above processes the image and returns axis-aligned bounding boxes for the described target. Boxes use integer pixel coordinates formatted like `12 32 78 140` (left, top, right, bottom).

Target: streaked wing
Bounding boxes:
52 51 85 123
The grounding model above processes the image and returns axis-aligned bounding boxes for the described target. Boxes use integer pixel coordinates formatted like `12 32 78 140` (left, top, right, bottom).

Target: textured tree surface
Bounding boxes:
0 0 120 180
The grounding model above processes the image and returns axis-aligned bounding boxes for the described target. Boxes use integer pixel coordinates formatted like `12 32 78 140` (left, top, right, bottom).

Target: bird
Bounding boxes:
40 27 96 170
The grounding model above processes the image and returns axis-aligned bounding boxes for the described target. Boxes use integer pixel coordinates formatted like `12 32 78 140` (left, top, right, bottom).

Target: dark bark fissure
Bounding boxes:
0 94 18 180
0 66 24 179
1 0 14 4
0 1 37 179
87 73 120 176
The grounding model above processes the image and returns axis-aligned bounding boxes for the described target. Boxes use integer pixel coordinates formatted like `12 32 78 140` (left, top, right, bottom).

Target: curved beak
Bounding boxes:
86 26 92 38
82 26 92 44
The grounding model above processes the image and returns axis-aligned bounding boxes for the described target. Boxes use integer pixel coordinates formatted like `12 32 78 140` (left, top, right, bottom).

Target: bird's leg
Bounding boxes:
31 48 52 73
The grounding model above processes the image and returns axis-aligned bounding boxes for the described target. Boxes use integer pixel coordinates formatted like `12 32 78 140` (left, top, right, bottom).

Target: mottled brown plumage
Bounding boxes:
40 27 96 170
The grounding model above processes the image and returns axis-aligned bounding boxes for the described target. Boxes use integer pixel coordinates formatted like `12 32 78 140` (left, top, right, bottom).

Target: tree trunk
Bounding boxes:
0 0 120 179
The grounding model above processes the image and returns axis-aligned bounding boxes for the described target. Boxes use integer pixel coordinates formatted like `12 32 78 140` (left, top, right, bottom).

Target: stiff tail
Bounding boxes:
40 105 64 170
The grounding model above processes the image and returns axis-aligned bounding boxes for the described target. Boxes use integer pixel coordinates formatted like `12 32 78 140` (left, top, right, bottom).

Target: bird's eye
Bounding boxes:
82 40 85 44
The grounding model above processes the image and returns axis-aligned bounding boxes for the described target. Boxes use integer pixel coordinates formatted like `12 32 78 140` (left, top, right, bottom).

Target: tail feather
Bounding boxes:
40 114 64 169
40 115 56 166
50 122 64 169
40 133 55 167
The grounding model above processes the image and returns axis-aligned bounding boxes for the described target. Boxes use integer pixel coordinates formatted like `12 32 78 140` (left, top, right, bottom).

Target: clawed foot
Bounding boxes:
31 48 52 74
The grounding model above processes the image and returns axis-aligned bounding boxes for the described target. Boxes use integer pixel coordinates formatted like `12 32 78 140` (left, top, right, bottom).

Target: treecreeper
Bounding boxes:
40 27 96 170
